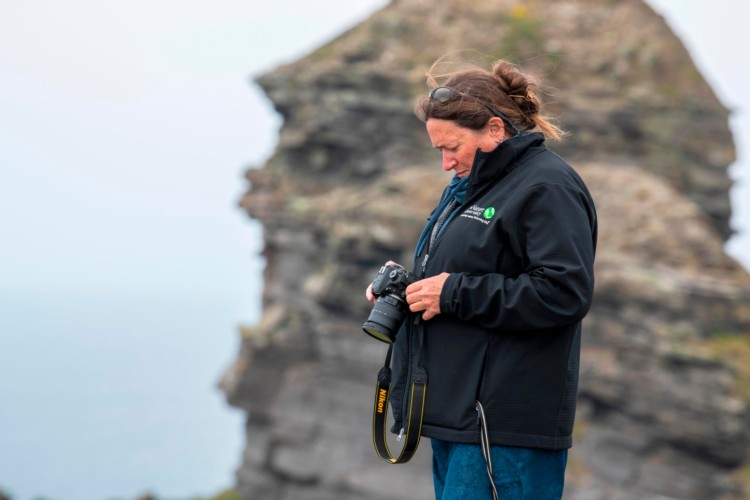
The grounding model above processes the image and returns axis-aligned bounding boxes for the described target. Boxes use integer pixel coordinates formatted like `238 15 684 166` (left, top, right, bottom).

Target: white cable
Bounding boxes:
476 401 499 500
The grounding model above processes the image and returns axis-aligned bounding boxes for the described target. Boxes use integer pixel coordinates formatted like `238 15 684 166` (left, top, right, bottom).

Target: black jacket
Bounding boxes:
390 132 597 450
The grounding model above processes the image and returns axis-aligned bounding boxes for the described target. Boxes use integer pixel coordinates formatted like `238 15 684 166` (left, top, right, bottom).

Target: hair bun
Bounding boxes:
492 61 540 116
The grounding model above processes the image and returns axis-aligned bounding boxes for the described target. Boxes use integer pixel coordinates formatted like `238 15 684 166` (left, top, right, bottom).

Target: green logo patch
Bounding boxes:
482 207 496 219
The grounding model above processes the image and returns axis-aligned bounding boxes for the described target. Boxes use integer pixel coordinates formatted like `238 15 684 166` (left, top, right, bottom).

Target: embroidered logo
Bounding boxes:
460 205 495 226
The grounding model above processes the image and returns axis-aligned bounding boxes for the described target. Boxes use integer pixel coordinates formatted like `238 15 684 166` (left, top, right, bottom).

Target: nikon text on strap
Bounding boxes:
371 342 427 464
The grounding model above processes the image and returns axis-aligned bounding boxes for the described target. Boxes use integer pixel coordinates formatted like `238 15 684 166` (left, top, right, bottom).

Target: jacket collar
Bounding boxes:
466 132 546 196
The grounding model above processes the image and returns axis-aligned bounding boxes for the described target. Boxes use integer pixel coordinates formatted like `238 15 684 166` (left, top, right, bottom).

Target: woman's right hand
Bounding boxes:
365 260 401 303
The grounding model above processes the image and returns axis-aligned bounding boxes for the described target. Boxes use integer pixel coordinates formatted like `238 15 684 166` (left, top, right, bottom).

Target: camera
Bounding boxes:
362 264 418 344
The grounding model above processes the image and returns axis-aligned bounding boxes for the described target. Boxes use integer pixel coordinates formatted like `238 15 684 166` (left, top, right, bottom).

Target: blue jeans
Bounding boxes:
431 439 567 500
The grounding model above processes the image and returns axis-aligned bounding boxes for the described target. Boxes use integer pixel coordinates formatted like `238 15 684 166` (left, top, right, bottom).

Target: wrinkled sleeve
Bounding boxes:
439 183 596 330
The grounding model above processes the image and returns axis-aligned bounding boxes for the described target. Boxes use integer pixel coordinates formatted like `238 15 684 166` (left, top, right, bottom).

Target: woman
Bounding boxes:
366 60 597 499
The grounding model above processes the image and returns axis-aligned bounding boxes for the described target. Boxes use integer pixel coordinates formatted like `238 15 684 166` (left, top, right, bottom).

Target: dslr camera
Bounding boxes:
362 264 417 344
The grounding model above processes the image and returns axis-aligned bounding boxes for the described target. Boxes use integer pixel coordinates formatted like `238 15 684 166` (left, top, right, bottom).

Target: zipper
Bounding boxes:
401 251 430 424
401 195 453 426
420 253 429 278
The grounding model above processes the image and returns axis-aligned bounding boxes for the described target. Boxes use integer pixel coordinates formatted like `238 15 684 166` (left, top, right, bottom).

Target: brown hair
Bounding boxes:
414 60 563 141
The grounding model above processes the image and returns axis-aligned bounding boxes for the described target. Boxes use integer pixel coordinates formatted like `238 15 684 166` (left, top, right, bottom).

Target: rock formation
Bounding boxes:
220 0 750 498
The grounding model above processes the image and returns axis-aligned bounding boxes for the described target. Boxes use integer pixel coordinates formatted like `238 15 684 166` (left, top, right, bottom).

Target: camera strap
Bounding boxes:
371 338 427 464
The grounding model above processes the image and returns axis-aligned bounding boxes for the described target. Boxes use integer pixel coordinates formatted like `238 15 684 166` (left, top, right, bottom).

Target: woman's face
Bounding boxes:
426 118 505 178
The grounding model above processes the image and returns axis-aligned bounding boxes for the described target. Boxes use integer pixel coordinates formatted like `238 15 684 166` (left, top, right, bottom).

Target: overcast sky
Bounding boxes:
0 2 392 498
0 2 746 311
0 0 747 498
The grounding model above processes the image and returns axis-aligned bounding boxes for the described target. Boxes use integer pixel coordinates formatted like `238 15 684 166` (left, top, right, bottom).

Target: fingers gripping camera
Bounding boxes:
362 264 418 343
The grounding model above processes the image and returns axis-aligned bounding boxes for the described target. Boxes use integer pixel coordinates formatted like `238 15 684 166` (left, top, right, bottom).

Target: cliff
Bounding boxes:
220 0 750 498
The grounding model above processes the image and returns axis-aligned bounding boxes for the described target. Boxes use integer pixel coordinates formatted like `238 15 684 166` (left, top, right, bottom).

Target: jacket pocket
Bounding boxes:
475 335 491 403
422 323 488 432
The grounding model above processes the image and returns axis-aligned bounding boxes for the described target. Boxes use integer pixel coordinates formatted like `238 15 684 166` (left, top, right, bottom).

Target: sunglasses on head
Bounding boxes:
428 86 521 137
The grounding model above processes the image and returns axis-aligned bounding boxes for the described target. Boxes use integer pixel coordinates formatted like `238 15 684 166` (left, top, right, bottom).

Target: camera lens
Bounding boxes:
362 295 407 343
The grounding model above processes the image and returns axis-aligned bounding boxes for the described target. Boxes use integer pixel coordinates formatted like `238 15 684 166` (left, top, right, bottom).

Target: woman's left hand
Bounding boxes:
406 273 450 321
